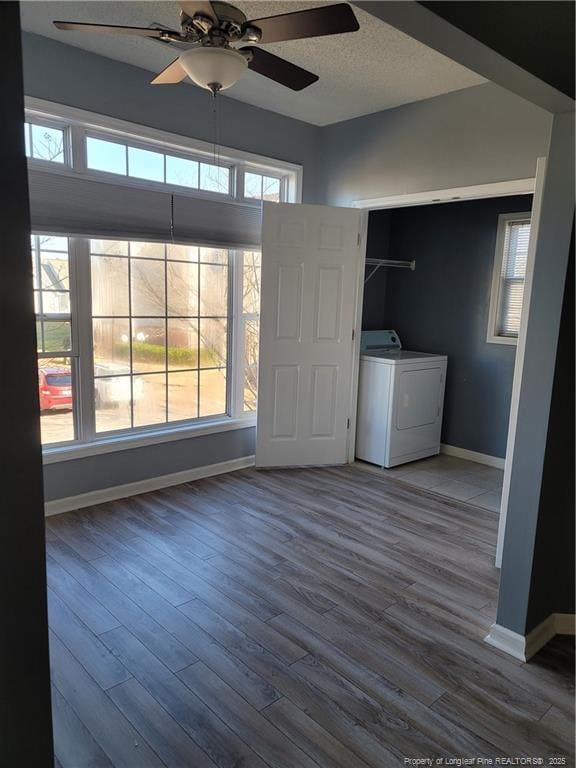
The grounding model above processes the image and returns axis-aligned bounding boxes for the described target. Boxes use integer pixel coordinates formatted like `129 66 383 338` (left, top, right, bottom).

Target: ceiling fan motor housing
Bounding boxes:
184 3 262 43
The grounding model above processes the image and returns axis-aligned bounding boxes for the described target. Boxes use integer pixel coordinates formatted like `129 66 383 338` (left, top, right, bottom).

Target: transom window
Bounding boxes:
86 136 230 195
33 234 261 449
25 100 301 204
25 121 66 164
243 172 281 202
488 213 531 344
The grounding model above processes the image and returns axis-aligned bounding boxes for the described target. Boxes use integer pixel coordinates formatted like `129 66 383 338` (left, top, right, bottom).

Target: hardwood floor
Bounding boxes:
46 464 574 767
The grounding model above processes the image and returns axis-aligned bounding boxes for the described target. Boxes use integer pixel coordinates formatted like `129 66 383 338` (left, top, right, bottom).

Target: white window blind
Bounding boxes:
496 219 531 337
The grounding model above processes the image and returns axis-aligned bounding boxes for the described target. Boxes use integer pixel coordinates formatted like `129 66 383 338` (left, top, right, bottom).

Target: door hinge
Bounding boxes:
352 329 355 341
357 232 362 246
347 418 350 429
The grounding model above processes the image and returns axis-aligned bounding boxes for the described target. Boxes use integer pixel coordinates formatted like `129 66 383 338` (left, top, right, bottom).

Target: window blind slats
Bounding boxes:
28 170 262 247
496 220 530 337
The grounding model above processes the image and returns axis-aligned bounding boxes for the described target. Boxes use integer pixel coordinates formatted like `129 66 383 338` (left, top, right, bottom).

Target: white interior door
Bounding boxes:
256 202 363 468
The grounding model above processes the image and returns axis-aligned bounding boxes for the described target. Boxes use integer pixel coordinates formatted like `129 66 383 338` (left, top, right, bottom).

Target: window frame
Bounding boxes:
23 98 286 459
487 211 531 346
236 166 287 205
32 232 80 448
39 233 259 462
25 117 72 168
25 97 302 205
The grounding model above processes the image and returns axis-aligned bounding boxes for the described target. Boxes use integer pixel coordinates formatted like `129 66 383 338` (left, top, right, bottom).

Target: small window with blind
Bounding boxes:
487 212 531 344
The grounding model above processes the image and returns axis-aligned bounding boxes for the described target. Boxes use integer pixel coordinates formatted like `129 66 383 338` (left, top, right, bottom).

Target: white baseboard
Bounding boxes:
440 443 505 469
484 622 529 661
44 455 256 517
485 613 575 662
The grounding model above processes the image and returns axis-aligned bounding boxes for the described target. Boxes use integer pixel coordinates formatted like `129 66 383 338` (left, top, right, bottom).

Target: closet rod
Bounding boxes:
365 258 416 270
364 258 416 285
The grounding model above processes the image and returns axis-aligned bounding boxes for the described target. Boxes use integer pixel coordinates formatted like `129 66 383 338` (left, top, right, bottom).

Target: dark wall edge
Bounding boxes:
0 3 54 763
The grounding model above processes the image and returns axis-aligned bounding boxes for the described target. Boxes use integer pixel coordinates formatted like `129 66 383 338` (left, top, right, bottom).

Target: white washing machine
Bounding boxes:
356 330 447 468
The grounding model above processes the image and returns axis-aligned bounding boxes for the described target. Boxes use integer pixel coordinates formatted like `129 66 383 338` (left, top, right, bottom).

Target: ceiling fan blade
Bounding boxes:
53 20 175 38
246 3 359 44
151 58 187 85
178 1 218 22
241 47 318 91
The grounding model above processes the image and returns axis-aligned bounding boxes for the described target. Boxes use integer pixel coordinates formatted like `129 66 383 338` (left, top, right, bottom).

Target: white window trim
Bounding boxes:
236 166 288 206
487 211 531 346
25 96 303 204
25 115 72 167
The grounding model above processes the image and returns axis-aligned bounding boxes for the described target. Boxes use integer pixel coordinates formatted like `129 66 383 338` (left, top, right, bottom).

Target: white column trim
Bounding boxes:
496 157 548 567
352 178 535 211
485 613 575 662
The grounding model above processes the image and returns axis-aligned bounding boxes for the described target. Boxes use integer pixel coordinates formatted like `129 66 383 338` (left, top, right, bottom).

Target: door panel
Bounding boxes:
276 264 303 339
271 365 299 438
256 202 362 467
311 365 338 437
314 266 343 341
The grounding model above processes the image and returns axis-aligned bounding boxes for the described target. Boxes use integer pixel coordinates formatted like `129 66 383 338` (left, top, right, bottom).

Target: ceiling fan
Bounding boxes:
54 1 360 94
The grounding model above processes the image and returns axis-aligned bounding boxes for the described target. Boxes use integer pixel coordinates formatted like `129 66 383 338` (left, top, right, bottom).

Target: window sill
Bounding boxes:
486 334 518 346
42 416 257 465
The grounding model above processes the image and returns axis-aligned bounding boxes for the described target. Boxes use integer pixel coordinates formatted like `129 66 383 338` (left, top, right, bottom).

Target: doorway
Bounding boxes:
350 176 539 566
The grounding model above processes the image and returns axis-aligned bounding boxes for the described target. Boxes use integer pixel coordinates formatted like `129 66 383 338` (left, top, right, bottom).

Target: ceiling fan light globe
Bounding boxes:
181 46 247 91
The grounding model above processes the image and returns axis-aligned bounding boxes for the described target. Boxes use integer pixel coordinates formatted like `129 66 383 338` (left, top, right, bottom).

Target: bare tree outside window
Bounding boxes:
90 240 229 432
25 123 65 163
242 250 261 411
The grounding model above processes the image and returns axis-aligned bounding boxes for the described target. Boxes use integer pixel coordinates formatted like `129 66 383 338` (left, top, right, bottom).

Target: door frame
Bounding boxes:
349 173 542 568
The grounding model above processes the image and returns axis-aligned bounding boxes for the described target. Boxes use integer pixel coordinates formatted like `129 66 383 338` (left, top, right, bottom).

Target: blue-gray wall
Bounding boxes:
21 33 320 502
318 82 551 206
365 195 533 458
43 428 255 502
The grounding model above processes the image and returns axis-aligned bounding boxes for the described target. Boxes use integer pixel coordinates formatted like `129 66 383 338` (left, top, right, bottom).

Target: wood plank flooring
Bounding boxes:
46 464 575 767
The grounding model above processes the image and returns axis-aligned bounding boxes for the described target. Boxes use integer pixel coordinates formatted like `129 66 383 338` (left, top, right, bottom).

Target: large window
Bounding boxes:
33 235 260 450
24 101 295 453
488 213 531 344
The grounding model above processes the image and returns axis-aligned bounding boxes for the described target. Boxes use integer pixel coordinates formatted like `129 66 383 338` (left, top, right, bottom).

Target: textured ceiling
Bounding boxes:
20 1 486 126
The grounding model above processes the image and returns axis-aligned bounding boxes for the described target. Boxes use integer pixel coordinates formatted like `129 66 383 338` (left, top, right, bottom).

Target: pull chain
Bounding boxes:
169 193 175 243
212 89 220 169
